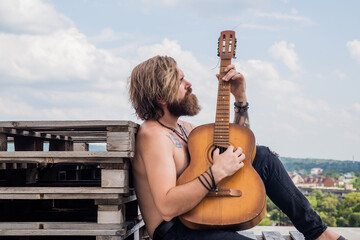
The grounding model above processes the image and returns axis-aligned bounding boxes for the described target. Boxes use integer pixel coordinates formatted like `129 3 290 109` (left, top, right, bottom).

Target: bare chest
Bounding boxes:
173 143 190 178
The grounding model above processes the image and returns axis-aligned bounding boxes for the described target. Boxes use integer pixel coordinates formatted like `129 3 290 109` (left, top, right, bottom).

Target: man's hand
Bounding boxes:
211 146 246 182
216 64 247 103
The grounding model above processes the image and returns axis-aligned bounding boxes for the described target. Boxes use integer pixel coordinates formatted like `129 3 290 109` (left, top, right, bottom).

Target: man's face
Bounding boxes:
167 69 201 117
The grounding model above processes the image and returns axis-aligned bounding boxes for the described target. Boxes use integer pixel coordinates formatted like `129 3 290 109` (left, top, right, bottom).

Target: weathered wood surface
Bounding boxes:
0 133 7 151
95 194 137 205
237 231 257 239
0 222 124 236
290 231 305 240
102 169 129 188
0 151 133 164
0 128 72 141
0 120 138 130
263 231 286 240
107 131 135 151
98 204 126 224
0 187 128 199
0 221 145 237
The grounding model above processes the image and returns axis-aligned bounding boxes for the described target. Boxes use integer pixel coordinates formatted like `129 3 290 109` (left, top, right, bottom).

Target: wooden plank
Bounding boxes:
0 229 122 236
98 204 126 224
237 231 257 240
72 137 107 142
1 128 72 141
0 222 122 230
0 187 127 194
124 220 145 239
74 142 89 151
0 133 7 151
0 187 128 199
107 131 135 152
96 236 123 240
0 120 138 130
41 130 107 136
95 194 137 205
290 231 305 240
0 151 132 164
263 231 286 240
102 169 129 188
100 162 131 170
0 193 123 199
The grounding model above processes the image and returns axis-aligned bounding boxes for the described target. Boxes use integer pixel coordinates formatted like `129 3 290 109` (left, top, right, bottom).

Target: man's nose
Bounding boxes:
184 79 192 88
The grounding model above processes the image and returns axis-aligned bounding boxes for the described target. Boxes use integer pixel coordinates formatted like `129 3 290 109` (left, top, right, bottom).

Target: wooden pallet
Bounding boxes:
0 120 145 240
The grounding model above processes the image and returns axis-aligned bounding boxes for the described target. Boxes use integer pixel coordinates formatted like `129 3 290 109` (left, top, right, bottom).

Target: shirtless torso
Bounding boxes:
131 119 195 238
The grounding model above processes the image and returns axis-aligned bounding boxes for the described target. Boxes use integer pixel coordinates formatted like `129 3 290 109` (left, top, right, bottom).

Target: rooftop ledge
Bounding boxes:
238 226 359 240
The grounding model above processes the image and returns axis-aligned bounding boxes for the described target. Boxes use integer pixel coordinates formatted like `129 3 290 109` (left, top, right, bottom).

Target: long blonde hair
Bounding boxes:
129 56 179 120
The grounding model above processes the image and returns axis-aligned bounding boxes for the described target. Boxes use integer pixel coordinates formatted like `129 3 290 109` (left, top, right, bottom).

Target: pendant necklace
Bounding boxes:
157 120 188 143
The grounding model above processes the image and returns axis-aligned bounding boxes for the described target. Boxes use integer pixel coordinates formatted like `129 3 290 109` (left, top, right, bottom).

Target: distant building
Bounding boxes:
289 172 305 185
323 178 336 187
343 173 354 183
310 168 323 175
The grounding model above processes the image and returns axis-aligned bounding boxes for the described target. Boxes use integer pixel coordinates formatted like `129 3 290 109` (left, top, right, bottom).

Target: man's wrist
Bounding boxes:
234 101 249 113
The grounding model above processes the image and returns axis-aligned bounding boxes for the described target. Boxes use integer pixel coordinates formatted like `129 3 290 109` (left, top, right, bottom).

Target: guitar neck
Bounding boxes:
214 58 231 147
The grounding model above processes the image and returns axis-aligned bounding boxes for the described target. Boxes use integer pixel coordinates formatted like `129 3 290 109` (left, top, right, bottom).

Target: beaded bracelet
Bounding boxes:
234 101 249 113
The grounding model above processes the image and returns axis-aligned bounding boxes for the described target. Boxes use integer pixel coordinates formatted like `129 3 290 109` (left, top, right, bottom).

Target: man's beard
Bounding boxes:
167 88 201 117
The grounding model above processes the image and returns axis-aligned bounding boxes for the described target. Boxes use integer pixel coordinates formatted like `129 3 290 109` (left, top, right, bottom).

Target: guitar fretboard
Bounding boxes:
214 59 231 147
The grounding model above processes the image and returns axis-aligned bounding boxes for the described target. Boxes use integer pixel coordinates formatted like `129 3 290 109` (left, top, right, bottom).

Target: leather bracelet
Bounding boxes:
234 101 249 113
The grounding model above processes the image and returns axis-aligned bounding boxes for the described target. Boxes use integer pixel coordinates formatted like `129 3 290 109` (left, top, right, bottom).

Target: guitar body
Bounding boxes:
177 123 266 230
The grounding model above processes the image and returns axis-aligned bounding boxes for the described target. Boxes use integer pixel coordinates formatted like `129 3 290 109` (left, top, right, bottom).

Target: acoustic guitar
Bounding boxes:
176 30 266 230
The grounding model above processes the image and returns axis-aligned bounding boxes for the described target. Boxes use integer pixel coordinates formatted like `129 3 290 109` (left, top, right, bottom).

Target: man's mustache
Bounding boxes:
186 87 193 95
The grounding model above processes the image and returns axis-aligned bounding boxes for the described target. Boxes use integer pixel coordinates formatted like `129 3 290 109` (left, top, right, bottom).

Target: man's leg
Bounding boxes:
252 146 327 240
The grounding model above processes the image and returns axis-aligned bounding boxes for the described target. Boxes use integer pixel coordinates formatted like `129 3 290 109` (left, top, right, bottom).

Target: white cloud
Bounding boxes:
136 38 213 90
240 23 282 31
347 40 360 63
235 59 333 123
257 11 315 25
0 28 131 82
89 28 133 43
335 70 348 80
0 0 73 34
291 8 298 15
269 41 301 71
353 103 360 112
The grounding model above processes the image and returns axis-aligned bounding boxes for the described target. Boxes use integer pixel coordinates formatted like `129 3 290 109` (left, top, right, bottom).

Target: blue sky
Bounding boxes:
0 0 359 160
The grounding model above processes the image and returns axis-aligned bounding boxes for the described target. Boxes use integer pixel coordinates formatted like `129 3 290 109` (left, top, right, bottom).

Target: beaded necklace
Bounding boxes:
157 120 188 143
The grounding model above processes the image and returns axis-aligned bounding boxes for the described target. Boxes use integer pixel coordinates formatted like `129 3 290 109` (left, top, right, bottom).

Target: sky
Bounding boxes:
0 0 359 160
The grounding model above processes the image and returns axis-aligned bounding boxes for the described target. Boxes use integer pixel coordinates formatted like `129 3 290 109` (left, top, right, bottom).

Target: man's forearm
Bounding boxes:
233 110 250 128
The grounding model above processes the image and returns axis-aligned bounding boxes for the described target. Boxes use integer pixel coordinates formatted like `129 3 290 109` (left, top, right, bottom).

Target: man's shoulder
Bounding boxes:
138 120 163 138
178 119 197 133
136 121 173 155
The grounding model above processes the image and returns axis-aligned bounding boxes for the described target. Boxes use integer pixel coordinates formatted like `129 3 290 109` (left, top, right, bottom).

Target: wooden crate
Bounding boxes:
0 121 147 240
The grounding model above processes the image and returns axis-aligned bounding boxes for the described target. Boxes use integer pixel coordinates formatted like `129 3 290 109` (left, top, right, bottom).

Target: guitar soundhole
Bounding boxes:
207 145 227 165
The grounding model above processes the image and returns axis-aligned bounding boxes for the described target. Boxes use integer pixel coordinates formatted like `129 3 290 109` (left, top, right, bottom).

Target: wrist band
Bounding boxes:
209 167 218 192
198 167 217 191
234 101 249 113
198 175 211 191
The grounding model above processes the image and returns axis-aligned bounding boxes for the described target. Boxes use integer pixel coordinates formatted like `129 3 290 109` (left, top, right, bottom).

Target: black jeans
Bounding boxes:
153 145 327 240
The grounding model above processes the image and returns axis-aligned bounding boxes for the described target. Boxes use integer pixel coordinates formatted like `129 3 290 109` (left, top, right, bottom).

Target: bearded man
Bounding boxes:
128 56 343 240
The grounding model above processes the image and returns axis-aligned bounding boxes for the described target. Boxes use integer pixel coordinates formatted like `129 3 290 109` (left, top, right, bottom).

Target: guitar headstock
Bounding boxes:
217 30 237 59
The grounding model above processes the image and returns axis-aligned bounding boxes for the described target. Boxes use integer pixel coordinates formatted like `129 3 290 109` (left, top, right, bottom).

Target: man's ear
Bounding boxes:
157 98 166 105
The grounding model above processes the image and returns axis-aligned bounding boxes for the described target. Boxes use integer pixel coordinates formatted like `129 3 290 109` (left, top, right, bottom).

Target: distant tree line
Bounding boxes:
260 191 360 227
280 157 360 176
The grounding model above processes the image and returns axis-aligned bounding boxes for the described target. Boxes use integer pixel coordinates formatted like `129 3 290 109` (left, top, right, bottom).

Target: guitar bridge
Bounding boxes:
206 188 242 197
